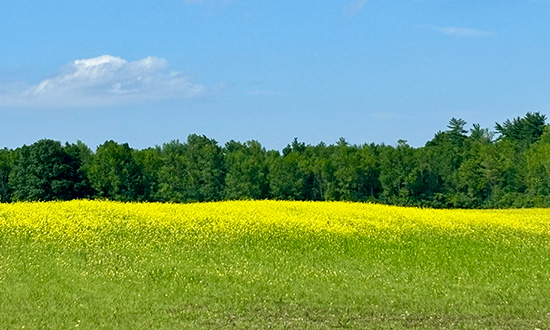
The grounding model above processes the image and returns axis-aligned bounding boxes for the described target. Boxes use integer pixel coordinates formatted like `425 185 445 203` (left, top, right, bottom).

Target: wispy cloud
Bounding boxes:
343 0 368 17
432 26 495 38
0 55 220 108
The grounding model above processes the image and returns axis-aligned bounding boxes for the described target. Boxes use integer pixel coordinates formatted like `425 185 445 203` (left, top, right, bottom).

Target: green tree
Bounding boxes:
297 143 327 201
455 151 491 208
134 147 163 201
9 139 84 201
495 112 547 151
379 140 416 205
282 138 306 156
408 148 445 207
87 141 147 201
523 127 550 205
301 142 330 201
0 148 14 202
489 112 548 206
356 143 382 200
447 117 468 146
224 140 269 200
328 138 356 200
270 138 323 201
482 139 528 207
156 140 188 202
324 139 380 201
267 149 305 200
182 134 225 202
64 140 94 199
156 135 225 202
421 118 470 206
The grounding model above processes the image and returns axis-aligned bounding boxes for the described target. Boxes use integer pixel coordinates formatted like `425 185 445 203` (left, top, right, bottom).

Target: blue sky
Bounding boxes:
1 0 549 150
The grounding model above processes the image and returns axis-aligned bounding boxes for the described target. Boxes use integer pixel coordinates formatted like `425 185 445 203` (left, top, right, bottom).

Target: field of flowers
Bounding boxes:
1 200 550 329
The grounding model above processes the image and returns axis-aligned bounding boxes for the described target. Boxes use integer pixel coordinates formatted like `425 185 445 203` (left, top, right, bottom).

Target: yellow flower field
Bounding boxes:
1 200 549 239
1 200 550 329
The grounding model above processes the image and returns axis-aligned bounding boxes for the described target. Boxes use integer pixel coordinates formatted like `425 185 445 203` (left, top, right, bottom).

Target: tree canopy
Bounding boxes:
2 112 549 208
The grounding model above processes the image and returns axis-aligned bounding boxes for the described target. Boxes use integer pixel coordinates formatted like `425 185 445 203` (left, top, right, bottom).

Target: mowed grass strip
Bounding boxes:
0 201 549 329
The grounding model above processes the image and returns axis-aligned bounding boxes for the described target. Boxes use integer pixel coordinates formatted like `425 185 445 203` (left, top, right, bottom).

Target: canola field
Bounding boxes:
1 200 550 329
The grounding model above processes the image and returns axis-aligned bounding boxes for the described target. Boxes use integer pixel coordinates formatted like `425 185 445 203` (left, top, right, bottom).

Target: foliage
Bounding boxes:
0 112 549 208
0 148 14 202
87 140 148 201
267 149 306 200
9 139 86 201
524 126 550 202
495 111 547 150
224 140 269 200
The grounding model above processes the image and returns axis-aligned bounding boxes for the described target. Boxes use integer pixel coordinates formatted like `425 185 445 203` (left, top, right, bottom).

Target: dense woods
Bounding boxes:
2 112 550 208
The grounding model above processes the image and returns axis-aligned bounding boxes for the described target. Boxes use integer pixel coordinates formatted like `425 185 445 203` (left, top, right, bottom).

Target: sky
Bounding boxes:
1 0 550 150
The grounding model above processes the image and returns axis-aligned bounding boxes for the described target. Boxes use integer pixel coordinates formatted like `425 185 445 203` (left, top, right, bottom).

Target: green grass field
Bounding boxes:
1 201 549 329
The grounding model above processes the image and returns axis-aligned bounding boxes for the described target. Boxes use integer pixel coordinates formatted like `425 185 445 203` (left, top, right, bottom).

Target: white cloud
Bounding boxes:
0 55 215 108
343 0 368 17
433 26 495 38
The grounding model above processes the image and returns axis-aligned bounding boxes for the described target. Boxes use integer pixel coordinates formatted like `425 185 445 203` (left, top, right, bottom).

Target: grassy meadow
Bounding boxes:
1 200 549 329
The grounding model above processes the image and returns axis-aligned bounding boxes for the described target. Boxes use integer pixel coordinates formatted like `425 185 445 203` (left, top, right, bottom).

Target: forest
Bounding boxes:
1 112 550 208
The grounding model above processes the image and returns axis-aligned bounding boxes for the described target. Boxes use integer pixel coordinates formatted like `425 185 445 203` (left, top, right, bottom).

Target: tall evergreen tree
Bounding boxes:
496 112 547 150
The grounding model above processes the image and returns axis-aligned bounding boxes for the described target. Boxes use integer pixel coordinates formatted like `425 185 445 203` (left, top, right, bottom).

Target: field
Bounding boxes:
1 201 550 329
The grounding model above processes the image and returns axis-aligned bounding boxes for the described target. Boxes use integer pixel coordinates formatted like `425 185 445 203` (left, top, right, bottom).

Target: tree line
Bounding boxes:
1 112 550 208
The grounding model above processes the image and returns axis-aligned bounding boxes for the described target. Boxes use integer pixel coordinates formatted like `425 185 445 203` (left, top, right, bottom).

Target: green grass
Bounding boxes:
1 205 550 329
